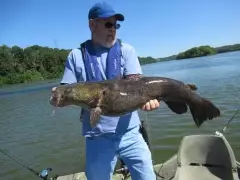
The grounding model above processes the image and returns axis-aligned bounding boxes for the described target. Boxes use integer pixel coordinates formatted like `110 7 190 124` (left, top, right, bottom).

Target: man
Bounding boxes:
50 2 160 180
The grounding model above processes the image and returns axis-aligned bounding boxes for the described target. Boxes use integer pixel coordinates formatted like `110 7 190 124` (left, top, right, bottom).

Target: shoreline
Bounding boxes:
0 47 239 88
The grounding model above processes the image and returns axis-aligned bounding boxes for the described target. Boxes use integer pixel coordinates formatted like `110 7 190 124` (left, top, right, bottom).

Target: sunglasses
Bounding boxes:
104 22 121 29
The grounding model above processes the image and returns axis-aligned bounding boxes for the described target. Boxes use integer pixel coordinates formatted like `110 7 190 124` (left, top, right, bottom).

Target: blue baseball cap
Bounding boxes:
88 2 124 21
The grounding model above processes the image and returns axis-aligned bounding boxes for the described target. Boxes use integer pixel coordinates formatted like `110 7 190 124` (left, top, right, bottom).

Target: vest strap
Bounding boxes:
80 39 122 72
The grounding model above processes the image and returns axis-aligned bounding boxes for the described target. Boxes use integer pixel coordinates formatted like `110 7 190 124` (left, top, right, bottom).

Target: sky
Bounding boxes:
0 0 240 58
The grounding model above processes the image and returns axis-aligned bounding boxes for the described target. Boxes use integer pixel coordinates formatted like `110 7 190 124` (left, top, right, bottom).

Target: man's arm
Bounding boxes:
122 43 160 111
60 50 78 84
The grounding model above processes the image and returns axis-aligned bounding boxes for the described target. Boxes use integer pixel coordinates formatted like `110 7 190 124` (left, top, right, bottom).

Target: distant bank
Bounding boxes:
139 43 240 64
0 43 239 86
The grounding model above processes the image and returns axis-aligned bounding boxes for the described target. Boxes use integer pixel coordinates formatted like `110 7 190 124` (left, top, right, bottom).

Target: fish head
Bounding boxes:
53 83 102 107
53 85 76 104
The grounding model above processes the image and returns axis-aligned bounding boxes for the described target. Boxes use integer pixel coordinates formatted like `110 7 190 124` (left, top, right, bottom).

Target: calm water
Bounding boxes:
0 51 240 180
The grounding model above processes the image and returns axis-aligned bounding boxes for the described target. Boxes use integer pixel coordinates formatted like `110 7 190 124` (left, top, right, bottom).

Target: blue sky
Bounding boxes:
0 0 239 58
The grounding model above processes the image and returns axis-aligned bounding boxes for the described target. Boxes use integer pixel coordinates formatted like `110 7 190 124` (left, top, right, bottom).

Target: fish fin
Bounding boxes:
90 107 102 128
165 101 188 114
189 98 220 127
185 83 198 91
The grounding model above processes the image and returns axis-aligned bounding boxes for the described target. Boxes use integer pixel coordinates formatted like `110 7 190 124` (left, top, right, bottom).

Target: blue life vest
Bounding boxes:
79 39 140 136
81 39 122 81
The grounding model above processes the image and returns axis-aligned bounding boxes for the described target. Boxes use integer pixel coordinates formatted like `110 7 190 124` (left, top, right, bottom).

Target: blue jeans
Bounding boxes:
85 125 156 180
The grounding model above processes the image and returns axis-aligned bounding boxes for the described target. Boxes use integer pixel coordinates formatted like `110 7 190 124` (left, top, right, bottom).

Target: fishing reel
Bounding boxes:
39 168 52 180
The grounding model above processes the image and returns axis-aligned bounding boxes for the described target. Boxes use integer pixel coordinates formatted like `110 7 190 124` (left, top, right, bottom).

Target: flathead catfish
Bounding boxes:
51 76 220 128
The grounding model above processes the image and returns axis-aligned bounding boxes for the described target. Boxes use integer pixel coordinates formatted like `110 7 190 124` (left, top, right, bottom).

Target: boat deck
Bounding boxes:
53 155 178 180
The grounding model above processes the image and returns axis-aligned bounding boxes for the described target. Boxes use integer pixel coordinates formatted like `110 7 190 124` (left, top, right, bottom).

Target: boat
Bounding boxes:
50 129 240 180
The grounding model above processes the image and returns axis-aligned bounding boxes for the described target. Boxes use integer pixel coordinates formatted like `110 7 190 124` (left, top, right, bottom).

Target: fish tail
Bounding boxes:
189 97 220 127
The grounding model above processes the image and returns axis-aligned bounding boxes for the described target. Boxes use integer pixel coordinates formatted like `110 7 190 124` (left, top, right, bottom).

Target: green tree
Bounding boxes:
176 45 217 59
0 44 70 86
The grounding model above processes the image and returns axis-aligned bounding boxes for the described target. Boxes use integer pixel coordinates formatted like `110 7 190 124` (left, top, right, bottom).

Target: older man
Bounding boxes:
50 2 160 180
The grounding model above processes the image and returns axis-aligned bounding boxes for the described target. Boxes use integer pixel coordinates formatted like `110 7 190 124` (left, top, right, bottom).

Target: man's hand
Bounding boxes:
141 99 160 111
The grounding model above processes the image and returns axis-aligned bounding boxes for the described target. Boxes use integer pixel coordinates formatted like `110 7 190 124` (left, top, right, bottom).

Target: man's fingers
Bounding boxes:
149 100 156 109
153 99 160 108
145 102 151 111
141 99 160 111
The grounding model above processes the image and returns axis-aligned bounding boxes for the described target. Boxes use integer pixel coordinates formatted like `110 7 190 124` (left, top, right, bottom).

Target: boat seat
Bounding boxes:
173 134 239 180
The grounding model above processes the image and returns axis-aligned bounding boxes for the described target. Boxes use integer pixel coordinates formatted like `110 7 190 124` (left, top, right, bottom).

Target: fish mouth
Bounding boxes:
51 92 65 116
52 89 65 107
57 93 65 102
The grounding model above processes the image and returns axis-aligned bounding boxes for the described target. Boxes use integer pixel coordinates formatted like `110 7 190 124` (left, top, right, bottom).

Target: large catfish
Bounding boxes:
51 76 220 128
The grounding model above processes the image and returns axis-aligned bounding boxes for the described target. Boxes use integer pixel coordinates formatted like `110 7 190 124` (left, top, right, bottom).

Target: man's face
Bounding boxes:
90 16 120 48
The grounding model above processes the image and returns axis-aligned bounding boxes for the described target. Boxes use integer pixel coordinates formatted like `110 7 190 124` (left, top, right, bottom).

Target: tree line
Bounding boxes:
0 45 69 86
176 45 216 59
0 45 162 86
176 44 240 60
0 43 239 86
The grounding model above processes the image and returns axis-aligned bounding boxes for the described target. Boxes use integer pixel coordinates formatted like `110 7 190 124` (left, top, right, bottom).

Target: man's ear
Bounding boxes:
89 19 94 31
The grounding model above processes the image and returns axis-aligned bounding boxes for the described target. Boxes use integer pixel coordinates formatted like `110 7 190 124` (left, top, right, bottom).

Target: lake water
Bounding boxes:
0 51 240 180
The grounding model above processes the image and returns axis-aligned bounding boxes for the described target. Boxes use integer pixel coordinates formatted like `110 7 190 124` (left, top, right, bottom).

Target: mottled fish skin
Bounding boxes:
52 76 220 128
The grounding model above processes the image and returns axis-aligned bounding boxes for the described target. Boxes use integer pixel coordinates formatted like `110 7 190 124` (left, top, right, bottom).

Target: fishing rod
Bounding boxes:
215 106 240 136
0 148 57 180
221 107 239 133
